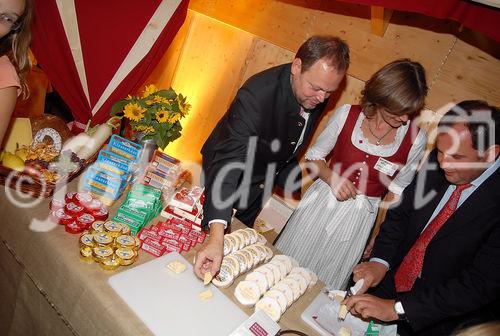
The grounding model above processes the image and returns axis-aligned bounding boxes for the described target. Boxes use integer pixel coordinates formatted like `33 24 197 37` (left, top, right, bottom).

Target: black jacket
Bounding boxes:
201 63 327 228
372 150 500 335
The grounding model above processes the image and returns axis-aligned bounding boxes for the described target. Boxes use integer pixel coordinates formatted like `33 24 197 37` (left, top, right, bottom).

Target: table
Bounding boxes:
0 179 323 336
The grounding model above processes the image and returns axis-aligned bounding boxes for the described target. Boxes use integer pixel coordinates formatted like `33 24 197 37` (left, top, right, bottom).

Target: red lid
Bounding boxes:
50 209 73 225
91 206 109 221
76 213 95 229
75 192 93 206
65 191 77 203
49 198 66 211
84 198 102 212
64 202 85 216
65 221 86 234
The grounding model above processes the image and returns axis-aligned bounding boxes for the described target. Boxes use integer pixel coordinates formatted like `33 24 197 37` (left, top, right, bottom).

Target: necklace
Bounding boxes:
367 118 393 145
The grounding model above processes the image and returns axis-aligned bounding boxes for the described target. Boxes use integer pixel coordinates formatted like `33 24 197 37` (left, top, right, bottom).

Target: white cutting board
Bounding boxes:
109 252 248 336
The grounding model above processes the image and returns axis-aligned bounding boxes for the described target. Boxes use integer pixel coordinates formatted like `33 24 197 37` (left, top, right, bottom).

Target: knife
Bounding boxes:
338 278 365 321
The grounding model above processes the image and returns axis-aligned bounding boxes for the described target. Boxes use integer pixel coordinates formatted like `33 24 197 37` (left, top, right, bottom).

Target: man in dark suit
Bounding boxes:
194 36 350 279
345 100 500 335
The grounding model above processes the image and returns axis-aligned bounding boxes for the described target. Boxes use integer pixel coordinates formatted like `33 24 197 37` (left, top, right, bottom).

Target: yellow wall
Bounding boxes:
144 0 500 164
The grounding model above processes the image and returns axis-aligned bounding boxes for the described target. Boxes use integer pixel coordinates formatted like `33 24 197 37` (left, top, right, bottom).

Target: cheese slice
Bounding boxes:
203 271 213 285
264 289 288 314
338 303 349 320
232 231 246 250
286 273 308 295
199 289 213 300
211 263 234 288
339 326 351 336
245 271 269 294
255 265 275 288
166 260 186 274
272 282 294 307
3 118 32 153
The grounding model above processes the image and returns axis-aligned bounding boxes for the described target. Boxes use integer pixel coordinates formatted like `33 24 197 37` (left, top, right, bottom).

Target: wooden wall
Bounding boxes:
145 0 500 165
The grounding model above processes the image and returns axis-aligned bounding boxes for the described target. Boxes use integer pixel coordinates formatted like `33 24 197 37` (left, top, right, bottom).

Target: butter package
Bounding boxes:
150 150 180 174
96 150 133 176
83 167 124 199
107 134 142 162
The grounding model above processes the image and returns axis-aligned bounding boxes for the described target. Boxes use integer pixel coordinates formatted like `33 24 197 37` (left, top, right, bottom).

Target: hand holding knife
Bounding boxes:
338 278 365 321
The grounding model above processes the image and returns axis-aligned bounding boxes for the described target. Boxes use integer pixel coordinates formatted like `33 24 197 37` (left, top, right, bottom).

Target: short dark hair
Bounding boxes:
295 35 350 72
361 59 428 117
438 100 500 151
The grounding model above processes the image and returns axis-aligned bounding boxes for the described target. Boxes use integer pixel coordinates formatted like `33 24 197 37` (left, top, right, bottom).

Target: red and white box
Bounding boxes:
141 238 167 257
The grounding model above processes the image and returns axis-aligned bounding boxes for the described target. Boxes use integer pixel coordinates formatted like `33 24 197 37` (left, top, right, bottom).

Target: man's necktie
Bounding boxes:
394 183 472 292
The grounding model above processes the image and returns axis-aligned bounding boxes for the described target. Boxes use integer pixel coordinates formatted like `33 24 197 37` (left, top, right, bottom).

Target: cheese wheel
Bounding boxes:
255 265 275 288
252 244 269 263
243 246 261 268
238 229 251 246
245 271 268 295
224 254 241 276
264 262 283 284
290 267 312 286
243 228 258 244
286 273 308 295
232 251 249 273
223 236 233 256
264 289 288 314
272 282 294 307
237 249 254 271
261 245 274 262
232 231 247 250
234 280 261 306
211 263 234 288
225 234 239 253
255 297 282 322
256 233 267 245
281 278 301 301
268 260 288 279
272 255 292 274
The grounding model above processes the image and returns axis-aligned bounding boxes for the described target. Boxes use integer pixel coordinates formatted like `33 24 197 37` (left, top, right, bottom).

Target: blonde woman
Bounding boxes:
0 0 32 145
275 59 428 290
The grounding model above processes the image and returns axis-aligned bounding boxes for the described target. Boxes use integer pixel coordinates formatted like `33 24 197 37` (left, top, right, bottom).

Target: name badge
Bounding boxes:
374 157 399 177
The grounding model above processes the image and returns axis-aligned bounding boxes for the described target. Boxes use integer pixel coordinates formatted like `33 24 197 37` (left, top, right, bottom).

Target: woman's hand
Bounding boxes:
329 171 359 201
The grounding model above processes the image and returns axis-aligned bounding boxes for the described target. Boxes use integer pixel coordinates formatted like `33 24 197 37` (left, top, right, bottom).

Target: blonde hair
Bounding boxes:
454 322 500 336
360 59 427 118
0 0 33 99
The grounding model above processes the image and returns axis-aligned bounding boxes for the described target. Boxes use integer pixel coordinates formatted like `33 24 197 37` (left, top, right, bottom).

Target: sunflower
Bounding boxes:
142 84 158 98
135 125 155 134
168 113 181 123
123 103 146 122
156 109 169 123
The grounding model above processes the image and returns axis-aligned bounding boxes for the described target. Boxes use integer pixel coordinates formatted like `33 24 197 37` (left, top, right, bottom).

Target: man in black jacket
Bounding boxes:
194 36 349 279
346 100 500 335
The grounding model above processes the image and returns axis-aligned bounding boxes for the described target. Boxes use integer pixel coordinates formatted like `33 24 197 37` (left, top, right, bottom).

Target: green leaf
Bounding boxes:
111 100 128 115
156 89 177 100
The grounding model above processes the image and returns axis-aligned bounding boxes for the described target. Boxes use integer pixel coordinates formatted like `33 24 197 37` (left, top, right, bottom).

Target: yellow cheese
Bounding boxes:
203 271 213 285
338 303 348 320
166 260 186 274
339 326 351 336
3 118 32 153
199 289 213 300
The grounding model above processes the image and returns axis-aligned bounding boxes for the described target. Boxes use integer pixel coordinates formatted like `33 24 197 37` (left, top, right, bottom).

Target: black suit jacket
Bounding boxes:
371 150 500 335
201 63 327 228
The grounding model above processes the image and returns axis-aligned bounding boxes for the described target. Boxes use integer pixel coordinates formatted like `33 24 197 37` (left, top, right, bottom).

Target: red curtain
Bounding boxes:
31 0 189 130
338 0 500 41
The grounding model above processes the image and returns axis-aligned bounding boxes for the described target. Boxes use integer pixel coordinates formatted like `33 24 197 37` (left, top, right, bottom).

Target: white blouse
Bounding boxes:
305 104 427 195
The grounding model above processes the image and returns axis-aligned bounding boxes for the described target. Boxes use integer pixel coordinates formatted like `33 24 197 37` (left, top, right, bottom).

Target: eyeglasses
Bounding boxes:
0 13 21 31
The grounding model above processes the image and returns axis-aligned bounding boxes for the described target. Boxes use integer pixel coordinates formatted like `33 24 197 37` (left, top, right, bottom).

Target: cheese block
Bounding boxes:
166 260 186 274
245 271 269 294
264 289 288 314
234 280 261 306
2 118 32 153
199 289 213 300
255 297 282 322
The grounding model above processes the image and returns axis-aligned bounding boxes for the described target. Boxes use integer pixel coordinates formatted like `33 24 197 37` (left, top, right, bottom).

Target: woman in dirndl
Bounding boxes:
275 59 428 290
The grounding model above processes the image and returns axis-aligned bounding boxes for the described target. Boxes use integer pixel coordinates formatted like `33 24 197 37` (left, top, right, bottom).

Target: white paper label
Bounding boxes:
373 157 398 177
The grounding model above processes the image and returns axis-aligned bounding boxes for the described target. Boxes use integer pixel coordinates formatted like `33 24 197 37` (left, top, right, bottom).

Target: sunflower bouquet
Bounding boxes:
111 84 191 150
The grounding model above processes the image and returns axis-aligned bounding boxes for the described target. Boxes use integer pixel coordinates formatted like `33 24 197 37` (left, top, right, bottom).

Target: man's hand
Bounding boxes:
329 171 359 201
352 261 388 294
344 294 397 322
193 223 225 279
